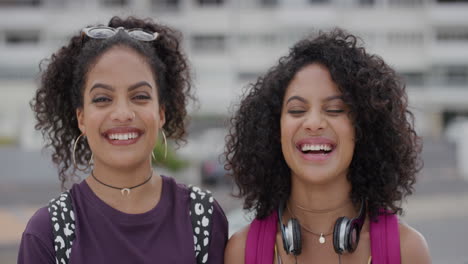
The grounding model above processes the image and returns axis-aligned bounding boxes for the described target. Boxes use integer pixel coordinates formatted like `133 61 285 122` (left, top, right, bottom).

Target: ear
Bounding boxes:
76 107 86 134
158 105 166 129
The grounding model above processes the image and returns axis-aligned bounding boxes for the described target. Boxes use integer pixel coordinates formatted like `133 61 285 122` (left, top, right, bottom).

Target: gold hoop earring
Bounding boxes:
73 133 93 171
161 130 167 160
151 130 167 162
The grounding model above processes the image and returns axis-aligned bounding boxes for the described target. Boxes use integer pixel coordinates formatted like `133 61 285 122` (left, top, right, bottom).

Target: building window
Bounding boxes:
433 65 468 86
257 34 276 46
387 32 424 46
388 0 424 7
436 28 468 42
0 0 42 7
192 34 226 52
196 0 224 6
437 0 468 3
101 0 128 7
308 0 330 4
358 0 375 6
152 0 180 11
237 72 261 82
446 65 468 85
0 65 38 79
43 0 70 8
5 30 40 45
259 0 278 6
400 72 425 86
237 33 278 47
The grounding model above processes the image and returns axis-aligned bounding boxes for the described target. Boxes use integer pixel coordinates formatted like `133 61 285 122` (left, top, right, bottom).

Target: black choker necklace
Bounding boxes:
91 170 153 196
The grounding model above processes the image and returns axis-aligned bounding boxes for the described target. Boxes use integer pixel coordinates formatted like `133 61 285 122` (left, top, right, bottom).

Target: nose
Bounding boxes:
110 101 135 122
303 110 326 132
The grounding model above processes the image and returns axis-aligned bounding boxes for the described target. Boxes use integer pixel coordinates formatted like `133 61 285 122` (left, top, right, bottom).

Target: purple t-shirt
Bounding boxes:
18 175 228 264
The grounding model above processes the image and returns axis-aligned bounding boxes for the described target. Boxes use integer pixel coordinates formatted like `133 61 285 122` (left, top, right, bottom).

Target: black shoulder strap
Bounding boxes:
189 185 215 264
48 191 76 264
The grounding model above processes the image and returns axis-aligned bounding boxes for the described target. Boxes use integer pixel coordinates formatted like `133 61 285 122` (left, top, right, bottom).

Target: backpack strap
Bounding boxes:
48 191 76 264
47 186 215 264
245 211 278 264
370 211 401 264
188 185 215 264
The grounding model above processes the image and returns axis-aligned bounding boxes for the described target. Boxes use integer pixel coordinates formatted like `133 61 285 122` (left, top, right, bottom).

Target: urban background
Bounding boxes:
1 0 468 263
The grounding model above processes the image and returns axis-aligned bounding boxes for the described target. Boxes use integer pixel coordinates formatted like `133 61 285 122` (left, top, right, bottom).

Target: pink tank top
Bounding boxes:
245 210 401 264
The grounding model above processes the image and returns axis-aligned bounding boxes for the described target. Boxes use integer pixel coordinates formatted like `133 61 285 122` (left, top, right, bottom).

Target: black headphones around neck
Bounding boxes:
278 199 367 256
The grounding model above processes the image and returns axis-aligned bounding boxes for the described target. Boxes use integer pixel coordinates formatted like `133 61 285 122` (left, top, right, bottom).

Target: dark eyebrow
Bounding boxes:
286 96 307 104
324 95 344 102
89 83 114 93
128 81 153 92
89 81 153 94
286 95 344 104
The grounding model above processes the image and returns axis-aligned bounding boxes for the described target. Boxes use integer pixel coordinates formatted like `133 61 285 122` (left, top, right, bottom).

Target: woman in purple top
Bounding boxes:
224 29 431 263
18 16 228 263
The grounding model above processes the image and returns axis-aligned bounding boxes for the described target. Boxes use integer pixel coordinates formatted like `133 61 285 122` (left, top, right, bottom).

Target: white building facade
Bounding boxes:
0 0 467 149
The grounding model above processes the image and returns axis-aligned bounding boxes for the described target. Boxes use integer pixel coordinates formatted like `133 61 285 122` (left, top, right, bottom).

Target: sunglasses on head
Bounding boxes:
82 26 159 42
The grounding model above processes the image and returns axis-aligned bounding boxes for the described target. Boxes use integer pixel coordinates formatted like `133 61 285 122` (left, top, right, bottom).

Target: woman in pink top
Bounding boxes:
224 29 431 264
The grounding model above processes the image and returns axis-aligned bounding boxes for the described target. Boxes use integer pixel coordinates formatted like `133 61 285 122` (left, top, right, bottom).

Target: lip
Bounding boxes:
295 137 336 162
102 127 144 146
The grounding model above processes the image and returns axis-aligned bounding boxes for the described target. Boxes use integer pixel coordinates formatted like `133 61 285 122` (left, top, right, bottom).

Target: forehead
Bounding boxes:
284 63 341 100
85 46 155 89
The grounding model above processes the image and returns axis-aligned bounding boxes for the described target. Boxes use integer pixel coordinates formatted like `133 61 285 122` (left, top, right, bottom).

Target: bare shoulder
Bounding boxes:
224 225 250 264
399 221 431 264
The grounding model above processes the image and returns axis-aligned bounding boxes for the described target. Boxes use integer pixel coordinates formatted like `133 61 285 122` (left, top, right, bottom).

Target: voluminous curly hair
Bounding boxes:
225 29 422 220
31 16 193 188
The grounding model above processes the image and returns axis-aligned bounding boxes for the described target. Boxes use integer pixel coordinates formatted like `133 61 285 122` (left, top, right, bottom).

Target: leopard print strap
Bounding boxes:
48 191 76 264
189 185 215 264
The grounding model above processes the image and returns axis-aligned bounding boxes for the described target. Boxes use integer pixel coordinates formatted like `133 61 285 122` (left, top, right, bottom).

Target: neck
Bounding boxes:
91 157 154 188
85 157 162 213
287 174 357 235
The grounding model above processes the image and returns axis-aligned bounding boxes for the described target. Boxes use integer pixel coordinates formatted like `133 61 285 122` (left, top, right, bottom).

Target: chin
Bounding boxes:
104 155 148 169
295 168 343 184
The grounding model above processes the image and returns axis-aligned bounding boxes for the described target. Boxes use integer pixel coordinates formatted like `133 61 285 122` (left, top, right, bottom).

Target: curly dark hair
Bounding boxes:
225 29 422 220
31 16 193 188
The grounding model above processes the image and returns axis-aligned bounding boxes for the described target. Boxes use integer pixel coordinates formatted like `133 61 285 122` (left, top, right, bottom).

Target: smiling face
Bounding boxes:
280 63 355 185
76 46 165 169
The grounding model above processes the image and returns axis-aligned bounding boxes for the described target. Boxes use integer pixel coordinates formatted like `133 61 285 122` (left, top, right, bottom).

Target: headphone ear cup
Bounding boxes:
333 216 347 254
280 221 291 254
333 201 367 255
347 200 366 253
290 218 302 255
346 221 361 253
278 202 290 254
282 219 295 255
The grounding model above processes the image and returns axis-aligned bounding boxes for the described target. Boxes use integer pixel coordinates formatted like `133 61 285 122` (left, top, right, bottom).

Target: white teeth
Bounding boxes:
108 133 139 140
301 144 333 152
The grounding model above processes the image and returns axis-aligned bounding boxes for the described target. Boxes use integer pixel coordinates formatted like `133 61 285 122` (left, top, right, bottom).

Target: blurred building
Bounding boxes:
0 0 467 150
